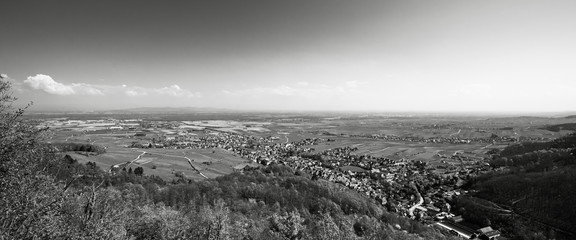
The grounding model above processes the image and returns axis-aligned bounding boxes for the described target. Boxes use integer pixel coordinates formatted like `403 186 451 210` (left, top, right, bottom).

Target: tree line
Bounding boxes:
51 142 107 154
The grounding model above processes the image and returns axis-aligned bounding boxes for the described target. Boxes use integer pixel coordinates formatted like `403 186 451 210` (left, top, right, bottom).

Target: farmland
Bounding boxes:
48 130 250 181
35 112 574 182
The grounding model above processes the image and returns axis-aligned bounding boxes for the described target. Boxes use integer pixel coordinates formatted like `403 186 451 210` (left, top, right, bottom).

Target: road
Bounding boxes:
481 144 493 149
65 135 74 141
408 183 424 218
110 150 146 172
151 152 209 179
450 129 462 136
134 151 146 161
452 150 463 156
369 147 390 154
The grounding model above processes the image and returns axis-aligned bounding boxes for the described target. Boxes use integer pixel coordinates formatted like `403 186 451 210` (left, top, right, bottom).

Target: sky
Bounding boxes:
1 0 576 113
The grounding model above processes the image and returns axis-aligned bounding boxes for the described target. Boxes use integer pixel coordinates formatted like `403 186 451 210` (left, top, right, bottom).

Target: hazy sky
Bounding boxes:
1 0 575 112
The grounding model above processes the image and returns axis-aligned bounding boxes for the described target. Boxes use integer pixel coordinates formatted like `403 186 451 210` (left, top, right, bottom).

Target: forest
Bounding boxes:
459 133 576 239
540 123 576 132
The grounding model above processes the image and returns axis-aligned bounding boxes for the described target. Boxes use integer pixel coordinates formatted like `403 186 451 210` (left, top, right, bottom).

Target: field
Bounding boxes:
50 130 249 181
37 112 576 182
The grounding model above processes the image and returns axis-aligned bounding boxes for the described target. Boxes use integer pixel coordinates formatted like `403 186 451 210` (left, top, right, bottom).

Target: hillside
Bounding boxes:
539 123 576 132
462 133 576 239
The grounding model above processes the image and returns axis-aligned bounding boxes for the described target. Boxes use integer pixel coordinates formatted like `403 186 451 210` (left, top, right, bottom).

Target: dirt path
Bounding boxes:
449 129 461 136
481 144 493 149
128 151 147 166
110 150 146 171
369 147 390 154
152 152 209 179
65 135 74 141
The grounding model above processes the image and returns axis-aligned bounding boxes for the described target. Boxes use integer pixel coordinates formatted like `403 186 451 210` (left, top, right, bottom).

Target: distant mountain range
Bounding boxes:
27 107 236 114
107 107 235 114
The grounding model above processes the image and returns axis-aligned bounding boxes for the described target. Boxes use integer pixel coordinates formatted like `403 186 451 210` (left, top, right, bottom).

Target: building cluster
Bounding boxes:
168 130 492 224
343 132 549 144
438 216 501 240
287 147 469 219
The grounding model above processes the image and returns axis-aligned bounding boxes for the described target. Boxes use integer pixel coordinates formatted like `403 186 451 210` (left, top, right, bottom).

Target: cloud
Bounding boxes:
25 74 76 95
24 74 103 96
124 89 147 97
223 85 308 97
121 84 197 98
345 81 359 88
23 74 199 98
222 81 361 98
155 84 195 97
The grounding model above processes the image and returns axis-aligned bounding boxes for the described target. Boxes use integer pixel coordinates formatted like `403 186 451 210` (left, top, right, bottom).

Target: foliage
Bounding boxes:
134 166 144 176
0 80 67 239
269 211 306 240
540 123 576 132
51 142 107 154
465 132 576 239
496 133 576 158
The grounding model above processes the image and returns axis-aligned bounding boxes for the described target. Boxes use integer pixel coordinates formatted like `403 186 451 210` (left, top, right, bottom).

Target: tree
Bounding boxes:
0 78 131 239
313 212 341 240
269 211 306 240
192 199 231 240
127 203 190 240
0 80 44 169
0 78 68 238
134 166 144 176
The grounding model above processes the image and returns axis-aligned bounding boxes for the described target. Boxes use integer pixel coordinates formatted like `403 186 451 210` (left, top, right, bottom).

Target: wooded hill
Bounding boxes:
461 133 576 239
